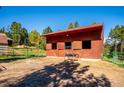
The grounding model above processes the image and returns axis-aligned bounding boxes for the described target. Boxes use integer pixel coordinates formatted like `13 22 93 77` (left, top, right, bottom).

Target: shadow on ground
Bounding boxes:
9 60 111 87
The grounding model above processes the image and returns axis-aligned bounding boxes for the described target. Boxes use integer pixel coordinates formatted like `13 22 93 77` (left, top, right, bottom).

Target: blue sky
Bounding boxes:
0 6 124 40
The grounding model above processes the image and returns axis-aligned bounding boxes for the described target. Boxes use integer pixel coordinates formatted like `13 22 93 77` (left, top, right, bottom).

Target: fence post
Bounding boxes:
12 48 14 56
26 47 28 58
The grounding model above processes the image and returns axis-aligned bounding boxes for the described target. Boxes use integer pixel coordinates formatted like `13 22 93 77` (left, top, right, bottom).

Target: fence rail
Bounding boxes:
103 51 124 67
0 47 46 60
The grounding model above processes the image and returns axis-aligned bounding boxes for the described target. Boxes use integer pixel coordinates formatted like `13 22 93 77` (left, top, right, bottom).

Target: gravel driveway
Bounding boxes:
0 57 124 87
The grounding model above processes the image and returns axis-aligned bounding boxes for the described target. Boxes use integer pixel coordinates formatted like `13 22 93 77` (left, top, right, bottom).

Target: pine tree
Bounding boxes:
10 22 22 45
0 27 5 33
42 26 53 34
74 21 79 28
68 22 74 29
92 22 97 24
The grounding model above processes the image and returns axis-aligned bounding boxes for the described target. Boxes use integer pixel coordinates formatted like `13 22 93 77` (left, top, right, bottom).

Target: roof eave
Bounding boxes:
42 24 103 37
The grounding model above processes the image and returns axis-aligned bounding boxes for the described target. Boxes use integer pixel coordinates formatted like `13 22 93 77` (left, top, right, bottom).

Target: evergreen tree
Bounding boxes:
68 22 74 29
5 26 10 36
106 25 124 53
0 27 5 33
92 22 97 24
10 22 22 45
109 25 124 53
20 28 28 45
42 26 53 34
74 21 79 28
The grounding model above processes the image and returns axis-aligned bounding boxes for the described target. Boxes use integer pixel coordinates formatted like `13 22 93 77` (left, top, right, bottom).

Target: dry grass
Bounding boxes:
0 57 124 87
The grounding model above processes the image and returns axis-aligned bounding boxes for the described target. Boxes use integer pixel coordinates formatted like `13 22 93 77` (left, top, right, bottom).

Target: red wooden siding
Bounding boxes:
46 43 51 50
58 42 64 50
73 41 82 49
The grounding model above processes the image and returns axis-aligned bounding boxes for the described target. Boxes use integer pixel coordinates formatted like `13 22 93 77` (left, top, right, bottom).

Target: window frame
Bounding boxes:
65 42 72 49
82 40 91 49
52 42 57 49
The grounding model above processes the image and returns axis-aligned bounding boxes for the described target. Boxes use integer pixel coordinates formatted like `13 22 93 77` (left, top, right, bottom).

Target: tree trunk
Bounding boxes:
120 39 124 53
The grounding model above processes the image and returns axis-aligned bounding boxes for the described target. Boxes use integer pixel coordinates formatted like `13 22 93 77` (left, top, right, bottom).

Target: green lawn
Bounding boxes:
103 56 124 68
0 48 46 61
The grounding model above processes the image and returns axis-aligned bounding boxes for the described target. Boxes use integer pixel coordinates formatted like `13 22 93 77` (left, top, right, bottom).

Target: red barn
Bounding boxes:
43 24 104 59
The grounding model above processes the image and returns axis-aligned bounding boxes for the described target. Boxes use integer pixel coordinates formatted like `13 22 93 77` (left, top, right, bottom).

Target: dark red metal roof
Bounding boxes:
43 23 103 37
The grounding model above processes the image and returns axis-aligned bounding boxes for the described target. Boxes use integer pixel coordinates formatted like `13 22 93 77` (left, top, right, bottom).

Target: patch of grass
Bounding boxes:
0 48 46 62
102 56 124 68
0 55 25 60
113 61 124 68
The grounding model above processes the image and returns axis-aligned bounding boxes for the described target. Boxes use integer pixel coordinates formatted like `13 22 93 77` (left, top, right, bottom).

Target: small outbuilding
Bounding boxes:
0 33 8 54
0 33 8 45
43 24 104 59
0 33 13 55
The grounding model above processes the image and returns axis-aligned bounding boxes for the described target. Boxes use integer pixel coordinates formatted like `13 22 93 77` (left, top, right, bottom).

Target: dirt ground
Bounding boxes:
0 57 124 87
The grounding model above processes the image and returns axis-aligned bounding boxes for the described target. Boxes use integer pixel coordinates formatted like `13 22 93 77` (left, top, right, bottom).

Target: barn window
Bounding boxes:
52 43 57 49
65 42 71 49
82 40 91 49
